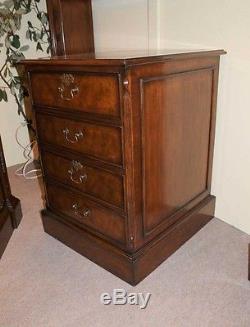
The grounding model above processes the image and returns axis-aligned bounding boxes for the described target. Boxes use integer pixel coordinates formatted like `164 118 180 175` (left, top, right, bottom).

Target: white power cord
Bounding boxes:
15 123 42 180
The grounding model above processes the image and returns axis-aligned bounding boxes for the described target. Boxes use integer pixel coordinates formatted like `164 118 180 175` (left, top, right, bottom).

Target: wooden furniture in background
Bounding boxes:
21 49 225 284
0 136 22 258
46 0 95 56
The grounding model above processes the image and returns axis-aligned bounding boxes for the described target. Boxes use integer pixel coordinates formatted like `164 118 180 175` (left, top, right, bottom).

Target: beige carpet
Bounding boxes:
0 167 249 327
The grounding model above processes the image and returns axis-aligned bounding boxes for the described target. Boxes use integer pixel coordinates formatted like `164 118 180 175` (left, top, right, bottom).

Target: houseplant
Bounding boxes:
0 0 50 131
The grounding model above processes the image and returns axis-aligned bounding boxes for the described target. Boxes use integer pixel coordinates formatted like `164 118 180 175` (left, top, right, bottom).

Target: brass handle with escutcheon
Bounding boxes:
62 128 84 144
68 160 88 184
58 86 79 101
72 203 91 218
58 73 79 101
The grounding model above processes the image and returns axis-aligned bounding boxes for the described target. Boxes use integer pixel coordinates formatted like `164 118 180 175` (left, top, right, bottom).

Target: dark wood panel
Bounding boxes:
140 68 213 234
0 136 22 258
46 0 95 56
36 113 123 165
42 151 125 209
46 183 125 243
30 72 121 118
122 56 222 250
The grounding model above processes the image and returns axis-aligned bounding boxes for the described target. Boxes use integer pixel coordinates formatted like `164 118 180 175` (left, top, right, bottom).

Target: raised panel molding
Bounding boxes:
140 68 214 235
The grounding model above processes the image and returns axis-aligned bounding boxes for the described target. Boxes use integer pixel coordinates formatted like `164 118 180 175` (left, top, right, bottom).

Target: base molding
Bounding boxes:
41 195 215 285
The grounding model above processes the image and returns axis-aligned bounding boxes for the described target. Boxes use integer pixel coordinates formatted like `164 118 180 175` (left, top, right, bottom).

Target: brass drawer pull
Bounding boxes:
72 203 91 218
62 128 84 144
58 73 79 101
68 160 87 184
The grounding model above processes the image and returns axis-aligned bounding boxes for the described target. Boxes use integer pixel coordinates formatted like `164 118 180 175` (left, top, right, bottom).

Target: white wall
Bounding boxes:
159 0 250 234
0 94 29 167
92 0 148 51
92 0 159 50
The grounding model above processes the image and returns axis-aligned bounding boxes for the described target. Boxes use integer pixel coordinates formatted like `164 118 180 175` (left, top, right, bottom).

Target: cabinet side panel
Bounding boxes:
141 69 213 233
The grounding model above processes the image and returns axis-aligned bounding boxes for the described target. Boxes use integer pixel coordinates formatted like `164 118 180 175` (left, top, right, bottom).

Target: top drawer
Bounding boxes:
30 72 121 118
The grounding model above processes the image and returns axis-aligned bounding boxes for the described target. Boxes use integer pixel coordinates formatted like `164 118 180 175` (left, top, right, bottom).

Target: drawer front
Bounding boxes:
42 151 124 209
36 113 123 165
46 184 125 243
30 72 120 118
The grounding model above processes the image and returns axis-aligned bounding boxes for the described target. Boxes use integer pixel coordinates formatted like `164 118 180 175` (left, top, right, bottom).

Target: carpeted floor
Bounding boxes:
0 167 249 327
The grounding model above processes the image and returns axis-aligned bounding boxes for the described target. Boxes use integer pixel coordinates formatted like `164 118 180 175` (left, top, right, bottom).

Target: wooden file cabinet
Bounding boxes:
21 49 225 285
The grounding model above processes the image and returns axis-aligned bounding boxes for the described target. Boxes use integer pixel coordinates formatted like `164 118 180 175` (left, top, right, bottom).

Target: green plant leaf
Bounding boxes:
23 0 32 12
0 89 7 102
32 31 37 42
14 76 21 83
11 34 20 49
10 83 16 95
3 66 9 78
19 45 29 51
36 42 43 51
2 90 7 102
9 52 25 63
41 13 48 25
13 0 21 10
26 30 32 40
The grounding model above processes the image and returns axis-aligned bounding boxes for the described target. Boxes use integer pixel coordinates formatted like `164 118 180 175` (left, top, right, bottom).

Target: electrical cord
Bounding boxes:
15 123 42 180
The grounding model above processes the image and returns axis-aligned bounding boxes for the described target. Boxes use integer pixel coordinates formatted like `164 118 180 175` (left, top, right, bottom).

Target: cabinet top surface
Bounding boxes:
20 49 226 67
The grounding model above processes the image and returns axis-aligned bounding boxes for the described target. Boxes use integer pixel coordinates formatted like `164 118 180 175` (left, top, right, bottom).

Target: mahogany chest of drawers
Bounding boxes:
21 49 225 285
